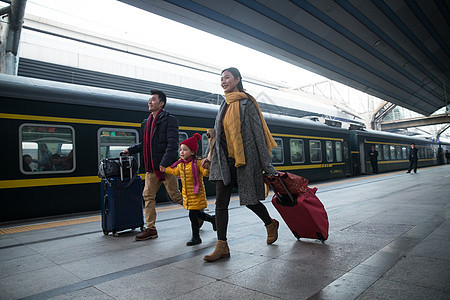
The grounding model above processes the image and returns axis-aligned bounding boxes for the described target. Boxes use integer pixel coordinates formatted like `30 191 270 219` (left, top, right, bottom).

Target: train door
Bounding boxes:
343 141 351 176
349 131 360 176
359 142 366 174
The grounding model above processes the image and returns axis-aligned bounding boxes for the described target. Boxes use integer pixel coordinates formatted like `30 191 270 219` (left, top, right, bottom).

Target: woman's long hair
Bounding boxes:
222 67 244 92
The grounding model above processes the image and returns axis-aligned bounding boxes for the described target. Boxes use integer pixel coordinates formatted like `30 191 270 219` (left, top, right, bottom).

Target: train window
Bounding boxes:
390 145 396 159
20 124 75 173
98 128 139 161
179 132 188 152
271 138 284 164
396 146 402 160
419 147 425 159
179 132 188 143
402 147 407 159
335 141 342 162
290 139 304 163
383 145 389 160
326 141 333 162
310 140 322 163
201 133 209 157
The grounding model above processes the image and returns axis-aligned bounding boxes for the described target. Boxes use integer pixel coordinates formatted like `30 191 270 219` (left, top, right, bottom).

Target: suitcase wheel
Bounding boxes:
113 231 119 237
140 226 144 232
103 230 109 236
316 232 326 243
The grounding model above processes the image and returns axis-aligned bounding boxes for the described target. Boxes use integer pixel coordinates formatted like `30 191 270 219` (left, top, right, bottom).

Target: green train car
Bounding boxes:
1 74 446 222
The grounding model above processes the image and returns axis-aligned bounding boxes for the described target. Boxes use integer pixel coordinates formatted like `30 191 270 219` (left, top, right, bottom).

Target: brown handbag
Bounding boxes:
264 172 309 197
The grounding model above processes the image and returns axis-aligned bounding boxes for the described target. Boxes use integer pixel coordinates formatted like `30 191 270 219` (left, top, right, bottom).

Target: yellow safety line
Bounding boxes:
0 161 441 236
0 196 240 235
0 216 100 235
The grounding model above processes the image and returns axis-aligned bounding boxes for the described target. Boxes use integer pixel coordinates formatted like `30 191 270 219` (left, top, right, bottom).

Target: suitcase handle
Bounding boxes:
264 173 297 206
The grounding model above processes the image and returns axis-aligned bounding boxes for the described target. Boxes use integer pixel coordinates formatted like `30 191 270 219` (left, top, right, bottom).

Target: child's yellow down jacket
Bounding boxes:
164 159 209 210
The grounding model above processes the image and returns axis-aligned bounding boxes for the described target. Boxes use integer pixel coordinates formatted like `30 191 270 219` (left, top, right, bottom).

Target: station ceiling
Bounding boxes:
119 0 449 116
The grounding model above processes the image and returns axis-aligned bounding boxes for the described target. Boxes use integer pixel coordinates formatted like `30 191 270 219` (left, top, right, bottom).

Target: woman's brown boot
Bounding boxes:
203 240 230 262
265 219 279 244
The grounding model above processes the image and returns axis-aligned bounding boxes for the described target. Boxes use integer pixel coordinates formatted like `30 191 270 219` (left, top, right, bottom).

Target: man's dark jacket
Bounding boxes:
128 110 179 170
369 149 378 162
409 147 418 162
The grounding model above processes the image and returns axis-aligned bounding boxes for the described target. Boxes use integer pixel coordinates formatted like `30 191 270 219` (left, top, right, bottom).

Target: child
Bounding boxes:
161 133 216 246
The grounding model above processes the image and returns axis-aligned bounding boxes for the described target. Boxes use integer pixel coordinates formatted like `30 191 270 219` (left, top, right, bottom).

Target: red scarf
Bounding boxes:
143 110 165 181
170 157 200 194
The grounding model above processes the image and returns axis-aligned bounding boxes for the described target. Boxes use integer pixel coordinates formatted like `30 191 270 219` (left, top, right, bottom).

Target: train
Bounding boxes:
1 74 449 222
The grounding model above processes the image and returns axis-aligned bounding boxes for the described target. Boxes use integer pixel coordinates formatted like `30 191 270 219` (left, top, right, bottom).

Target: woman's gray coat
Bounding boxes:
209 98 277 205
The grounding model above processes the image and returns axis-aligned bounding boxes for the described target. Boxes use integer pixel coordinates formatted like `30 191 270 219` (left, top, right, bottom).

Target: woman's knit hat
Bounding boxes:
181 133 201 152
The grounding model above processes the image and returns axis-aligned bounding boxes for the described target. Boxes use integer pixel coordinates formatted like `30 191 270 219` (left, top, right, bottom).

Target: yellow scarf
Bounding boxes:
223 92 277 167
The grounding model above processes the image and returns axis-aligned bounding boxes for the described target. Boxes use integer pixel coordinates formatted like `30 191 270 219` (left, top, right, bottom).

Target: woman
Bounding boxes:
202 67 279 262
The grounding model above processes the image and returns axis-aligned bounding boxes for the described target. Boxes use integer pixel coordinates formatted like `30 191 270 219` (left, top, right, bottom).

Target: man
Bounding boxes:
406 143 419 173
368 145 378 174
123 90 182 240
445 150 450 164
33 143 52 171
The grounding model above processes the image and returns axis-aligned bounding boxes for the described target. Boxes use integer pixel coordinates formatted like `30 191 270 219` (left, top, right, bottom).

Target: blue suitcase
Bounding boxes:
101 176 144 236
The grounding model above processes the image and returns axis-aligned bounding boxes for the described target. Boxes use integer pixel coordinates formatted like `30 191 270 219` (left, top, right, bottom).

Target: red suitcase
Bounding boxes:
266 174 329 242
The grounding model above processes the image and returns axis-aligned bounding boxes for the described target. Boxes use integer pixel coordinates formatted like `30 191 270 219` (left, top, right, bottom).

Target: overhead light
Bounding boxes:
373 40 381 47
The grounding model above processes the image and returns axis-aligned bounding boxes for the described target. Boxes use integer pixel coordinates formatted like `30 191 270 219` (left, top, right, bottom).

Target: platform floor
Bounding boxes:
1 165 449 299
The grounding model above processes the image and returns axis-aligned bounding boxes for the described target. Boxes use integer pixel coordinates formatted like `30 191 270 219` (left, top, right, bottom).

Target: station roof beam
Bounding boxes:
118 0 450 116
380 114 450 130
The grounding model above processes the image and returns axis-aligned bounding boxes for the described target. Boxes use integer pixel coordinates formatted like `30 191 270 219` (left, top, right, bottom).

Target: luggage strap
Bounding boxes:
100 155 136 189
264 173 297 206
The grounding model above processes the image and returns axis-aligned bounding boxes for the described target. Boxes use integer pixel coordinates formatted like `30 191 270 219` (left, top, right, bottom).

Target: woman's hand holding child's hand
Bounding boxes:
201 159 210 169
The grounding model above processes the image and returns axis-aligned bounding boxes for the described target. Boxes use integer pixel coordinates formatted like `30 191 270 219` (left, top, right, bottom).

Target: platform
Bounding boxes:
1 165 449 299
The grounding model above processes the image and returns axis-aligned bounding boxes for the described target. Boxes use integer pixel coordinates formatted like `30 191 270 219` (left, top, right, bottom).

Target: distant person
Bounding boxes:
291 152 303 162
64 150 74 170
33 143 52 170
23 154 32 171
272 151 282 163
368 145 378 174
161 133 215 246
445 150 450 164
50 154 65 170
201 67 279 262
406 143 419 173
123 90 183 241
